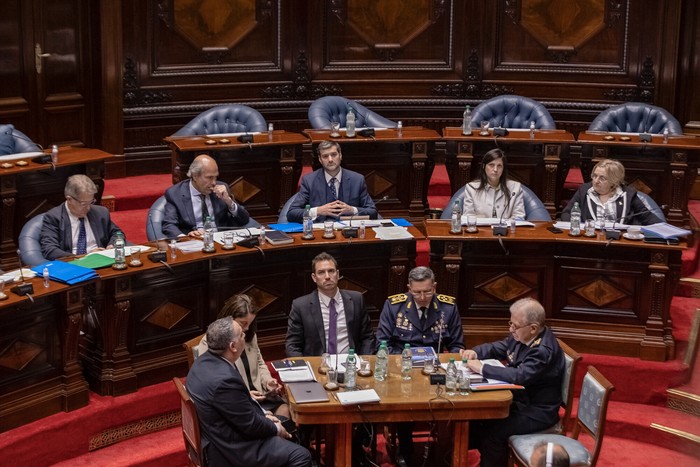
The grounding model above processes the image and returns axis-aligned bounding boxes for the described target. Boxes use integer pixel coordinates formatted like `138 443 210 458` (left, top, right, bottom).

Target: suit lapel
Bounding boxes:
340 291 354 347
311 293 326 351
339 170 351 202
182 181 197 228
87 208 103 245
60 205 73 252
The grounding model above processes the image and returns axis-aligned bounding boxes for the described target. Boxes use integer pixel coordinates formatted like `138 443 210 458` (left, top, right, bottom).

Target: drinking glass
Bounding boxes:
466 215 478 233
330 122 341 138
0 279 6 300
584 219 596 237
319 352 331 374
422 358 435 375
459 371 471 396
359 360 371 377
480 120 490 136
323 219 335 238
129 247 142 267
223 231 235 249
324 368 338 390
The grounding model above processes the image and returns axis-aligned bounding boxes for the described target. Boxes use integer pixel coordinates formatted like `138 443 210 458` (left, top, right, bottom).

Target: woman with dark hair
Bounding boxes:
462 148 525 219
199 294 290 419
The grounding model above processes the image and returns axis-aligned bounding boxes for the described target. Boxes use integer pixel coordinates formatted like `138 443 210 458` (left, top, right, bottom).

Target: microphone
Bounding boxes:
493 190 517 236
11 249 34 296
147 214 167 262
341 195 388 238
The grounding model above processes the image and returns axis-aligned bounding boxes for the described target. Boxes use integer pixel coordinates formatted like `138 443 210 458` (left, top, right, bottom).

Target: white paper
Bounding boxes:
0 151 44 161
277 361 317 383
89 245 152 259
204 132 262 138
642 222 691 239
0 268 37 283
336 389 381 405
465 217 534 227
213 228 262 245
372 226 414 240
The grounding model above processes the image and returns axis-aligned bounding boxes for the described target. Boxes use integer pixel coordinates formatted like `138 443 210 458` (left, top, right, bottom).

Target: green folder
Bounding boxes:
69 254 115 269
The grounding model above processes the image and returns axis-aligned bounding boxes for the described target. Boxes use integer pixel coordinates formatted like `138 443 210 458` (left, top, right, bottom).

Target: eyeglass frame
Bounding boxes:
67 195 97 207
508 320 537 331
409 289 435 299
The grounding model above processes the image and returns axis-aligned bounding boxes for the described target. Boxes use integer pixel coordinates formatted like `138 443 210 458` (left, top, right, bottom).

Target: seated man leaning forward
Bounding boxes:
162 154 250 238
460 297 564 467
186 316 312 467
41 174 122 260
286 140 377 223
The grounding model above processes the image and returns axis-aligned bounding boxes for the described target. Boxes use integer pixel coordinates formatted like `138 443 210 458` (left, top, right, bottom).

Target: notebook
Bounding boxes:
287 381 329 404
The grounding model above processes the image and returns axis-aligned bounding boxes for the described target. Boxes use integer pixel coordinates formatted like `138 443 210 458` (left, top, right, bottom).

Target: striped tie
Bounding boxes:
329 177 338 200
76 218 87 255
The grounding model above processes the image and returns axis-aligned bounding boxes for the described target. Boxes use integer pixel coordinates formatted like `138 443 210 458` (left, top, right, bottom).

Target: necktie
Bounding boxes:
76 218 87 255
329 177 338 200
327 298 338 353
420 306 427 328
200 194 210 222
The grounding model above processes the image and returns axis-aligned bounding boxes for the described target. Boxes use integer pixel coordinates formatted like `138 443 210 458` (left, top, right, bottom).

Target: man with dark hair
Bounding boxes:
460 298 565 467
530 442 570 467
286 252 374 357
41 174 122 260
162 154 249 238
286 140 377 223
186 316 311 467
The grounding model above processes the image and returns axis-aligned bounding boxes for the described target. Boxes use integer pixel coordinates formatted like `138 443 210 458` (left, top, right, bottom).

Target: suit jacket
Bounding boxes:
40 204 121 260
286 168 377 223
162 180 250 238
562 183 661 225
472 327 564 427
186 351 280 466
286 289 375 357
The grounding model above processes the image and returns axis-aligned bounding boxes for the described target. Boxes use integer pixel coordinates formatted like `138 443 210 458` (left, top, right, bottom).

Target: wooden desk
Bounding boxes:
0 277 89 432
442 128 575 217
0 146 114 269
288 355 512 467
425 219 683 361
164 131 309 224
578 131 700 229
81 225 422 396
303 127 442 221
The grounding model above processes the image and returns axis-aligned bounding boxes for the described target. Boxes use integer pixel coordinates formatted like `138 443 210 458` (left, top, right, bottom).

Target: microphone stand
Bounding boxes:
493 190 517 236
11 249 34 296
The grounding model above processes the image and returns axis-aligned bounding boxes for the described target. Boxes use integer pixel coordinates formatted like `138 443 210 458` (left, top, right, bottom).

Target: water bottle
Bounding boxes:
302 204 314 240
345 104 356 138
113 231 126 269
401 343 412 380
396 120 403 137
345 349 357 389
529 121 536 139
43 267 50 288
202 216 215 252
446 357 458 396
374 341 388 381
51 145 59 164
450 199 462 234
462 105 472 135
570 202 581 236
359 220 366 239
267 123 274 140
663 127 669 143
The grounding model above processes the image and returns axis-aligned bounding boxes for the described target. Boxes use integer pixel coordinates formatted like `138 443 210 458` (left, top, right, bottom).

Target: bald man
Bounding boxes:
162 154 250 238
530 441 570 467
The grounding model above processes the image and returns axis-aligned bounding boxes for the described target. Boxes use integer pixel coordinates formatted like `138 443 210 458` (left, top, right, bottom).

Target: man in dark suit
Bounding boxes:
40 174 122 260
186 316 312 467
286 140 377 223
461 298 565 467
162 154 250 238
285 252 375 357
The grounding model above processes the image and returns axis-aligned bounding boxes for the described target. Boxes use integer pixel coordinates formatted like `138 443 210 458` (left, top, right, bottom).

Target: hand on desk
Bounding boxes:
187 229 204 238
459 349 478 360
317 200 354 218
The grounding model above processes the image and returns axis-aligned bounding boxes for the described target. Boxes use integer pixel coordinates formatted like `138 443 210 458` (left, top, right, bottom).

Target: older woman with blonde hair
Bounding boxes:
562 159 662 225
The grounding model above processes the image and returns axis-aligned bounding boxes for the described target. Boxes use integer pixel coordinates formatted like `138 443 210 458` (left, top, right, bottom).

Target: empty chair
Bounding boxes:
470 95 556 130
173 377 205 467
551 339 582 434
172 104 268 136
0 124 41 155
636 191 666 222
588 102 683 135
509 365 615 467
18 214 50 267
308 96 396 129
277 192 300 224
439 185 551 221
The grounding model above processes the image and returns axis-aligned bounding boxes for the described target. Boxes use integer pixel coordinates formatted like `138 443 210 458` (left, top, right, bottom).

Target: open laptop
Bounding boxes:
287 381 329 404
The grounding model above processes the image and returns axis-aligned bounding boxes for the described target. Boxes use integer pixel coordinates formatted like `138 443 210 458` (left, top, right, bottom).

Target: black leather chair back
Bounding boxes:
588 102 683 134
308 96 396 129
172 104 267 136
470 95 556 130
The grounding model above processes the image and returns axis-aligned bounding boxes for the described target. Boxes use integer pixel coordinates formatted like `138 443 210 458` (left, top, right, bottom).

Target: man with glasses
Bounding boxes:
459 297 564 467
286 140 377 223
375 266 465 466
40 174 123 260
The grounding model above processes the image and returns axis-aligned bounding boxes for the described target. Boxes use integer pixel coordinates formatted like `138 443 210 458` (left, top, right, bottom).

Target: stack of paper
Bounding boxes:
642 222 692 239
274 360 316 383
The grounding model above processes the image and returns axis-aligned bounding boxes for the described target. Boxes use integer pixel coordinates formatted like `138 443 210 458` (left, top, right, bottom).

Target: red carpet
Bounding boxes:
104 174 171 211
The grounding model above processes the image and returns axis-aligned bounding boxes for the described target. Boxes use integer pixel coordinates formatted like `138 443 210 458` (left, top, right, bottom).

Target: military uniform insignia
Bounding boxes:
507 350 515 363
530 338 541 347
436 294 455 305
390 293 408 305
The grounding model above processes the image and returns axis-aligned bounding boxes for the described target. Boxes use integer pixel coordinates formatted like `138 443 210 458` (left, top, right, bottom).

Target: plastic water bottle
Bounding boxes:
663 127 669 143
462 105 472 135
529 121 536 139
570 202 581 236
51 145 59 164
446 357 458 395
345 104 356 138
113 231 126 269
396 120 403 137
401 343 412 380
302 204 314 240
374 341 388 381
450 200 462 234
202 216 215 252
345 349 357 389
359 220 366 239
43 267 50 288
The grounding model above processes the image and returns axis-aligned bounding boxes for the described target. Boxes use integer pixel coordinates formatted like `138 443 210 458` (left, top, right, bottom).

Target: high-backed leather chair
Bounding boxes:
146 195 262 241
588 102 683 135
18 214 50 267
172 104 268 136
470 95 556 130
636 191 666 222
439 185 551 221
0 124 41 155
308 96 397 129
173 377 206 467
276 193 300 224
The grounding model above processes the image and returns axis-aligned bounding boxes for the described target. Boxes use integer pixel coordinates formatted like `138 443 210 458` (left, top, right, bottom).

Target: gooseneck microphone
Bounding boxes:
493 190 517 236
11 249 35 297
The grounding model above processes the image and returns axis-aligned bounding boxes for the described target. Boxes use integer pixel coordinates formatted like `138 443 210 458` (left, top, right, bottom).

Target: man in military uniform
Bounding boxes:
460 297 564 467
375 266 465 466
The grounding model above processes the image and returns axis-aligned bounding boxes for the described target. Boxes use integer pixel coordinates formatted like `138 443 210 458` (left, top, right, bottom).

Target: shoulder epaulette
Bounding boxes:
436 294 455 305
389 293 408 304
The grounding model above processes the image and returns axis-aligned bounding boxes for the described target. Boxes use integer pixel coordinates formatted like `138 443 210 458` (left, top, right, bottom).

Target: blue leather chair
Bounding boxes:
440 185 551 221
588 102 683 135
470 95 556 130
19 214 49 267
308 96 397 129
171 104 268 136
636 191 666 222
147 195 262 241
0 124 41 155
276 193 299 224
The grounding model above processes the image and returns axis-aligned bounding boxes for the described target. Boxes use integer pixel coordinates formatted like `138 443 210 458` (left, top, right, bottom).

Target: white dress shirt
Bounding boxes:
319 290 349 354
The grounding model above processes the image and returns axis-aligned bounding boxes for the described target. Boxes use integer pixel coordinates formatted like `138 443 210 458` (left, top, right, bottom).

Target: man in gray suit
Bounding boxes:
40 174 122 260
286 252 374 357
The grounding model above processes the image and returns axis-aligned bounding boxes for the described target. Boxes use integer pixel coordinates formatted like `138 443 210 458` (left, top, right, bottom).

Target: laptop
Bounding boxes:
287 381 329 404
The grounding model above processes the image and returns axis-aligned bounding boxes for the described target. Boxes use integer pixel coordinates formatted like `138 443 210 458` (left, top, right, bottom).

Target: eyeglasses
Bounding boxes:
509 321 535 331
410 290 434 298
68 196 96 207
591 174 608 183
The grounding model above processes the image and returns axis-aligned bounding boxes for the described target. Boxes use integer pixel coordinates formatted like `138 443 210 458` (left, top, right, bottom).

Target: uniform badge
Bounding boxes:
436 294 455 305
389 293 408 305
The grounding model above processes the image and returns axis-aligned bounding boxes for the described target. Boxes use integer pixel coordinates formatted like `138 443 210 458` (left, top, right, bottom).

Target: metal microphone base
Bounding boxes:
492 225 509 236
605 229 621 240
342 227 358 238
11 282 34 296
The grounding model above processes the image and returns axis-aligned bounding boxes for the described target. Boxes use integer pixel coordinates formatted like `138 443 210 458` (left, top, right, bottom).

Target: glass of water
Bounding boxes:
459 371 471 396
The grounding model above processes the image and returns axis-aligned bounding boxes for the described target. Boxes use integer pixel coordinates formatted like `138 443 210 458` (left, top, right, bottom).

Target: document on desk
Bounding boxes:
372 226 414 240
468 359 524 390
276 360 317 383
336 389 381 406
470 217 535 227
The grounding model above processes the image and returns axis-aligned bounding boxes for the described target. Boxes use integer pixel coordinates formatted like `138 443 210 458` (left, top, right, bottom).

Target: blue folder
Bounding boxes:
31 261 99 285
